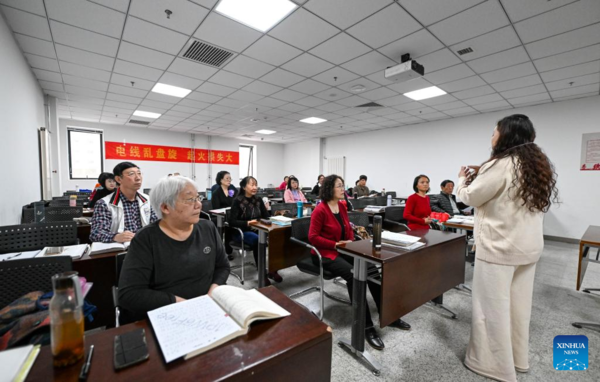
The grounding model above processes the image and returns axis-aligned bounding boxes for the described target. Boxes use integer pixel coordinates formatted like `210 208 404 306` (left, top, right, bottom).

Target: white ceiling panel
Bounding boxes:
65 85 106 98
480 62 538 84
341 51 396 76
196 82 237 97
425 64 476 85
223 55 275 79
46 0 125 38
525 23 600 59
59 61 111 82
466 46 530 74
159 71 204 90
89 0 130 13
32 68 63 83
500 84 548 99
443 106 478 116
450 26 521 61
0 6 51 41
187 91 222 103
63 74 108 91
471 99 510 111
312 67 360 87
550 83 599 99
113 59 164 81
428 1 509 45
439 75 486 93
545 73 600 91
39 80 64 92
346 4 421 49
242 81 283 96
501 0 578 23
378 29 444 63
304 0 391 29
0 0 46 16
242 35 302 67
357 87 398 101
167 58 218 80
491 74 542 92
415 49 462 73
209 70 254 88
289 79 330 95
260 68 304 87
55 44 115 71
194 12 262 53
309 33 372 66
534 44 600 73
106 92 143 104
433 100 468 111
268 8 339 51
540 61 600 83
50 21 119 56
313 88 353 102
271 89 306 102
514 0 600 44
463 93 504 106
129 0 209 35
282 53 334 78
13 34 56 59
122 17 188 55
117 42 174 70
107 83 148 97
508 92 551 106
24 53 60 72
398 0 484 26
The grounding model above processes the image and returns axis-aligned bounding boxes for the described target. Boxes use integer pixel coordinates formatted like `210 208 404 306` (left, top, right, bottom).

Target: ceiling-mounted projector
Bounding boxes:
384 53 424 82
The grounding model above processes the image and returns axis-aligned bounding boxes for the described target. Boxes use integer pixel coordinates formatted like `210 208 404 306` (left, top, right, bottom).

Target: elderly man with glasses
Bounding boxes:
118 175 230 324
90 161 158 243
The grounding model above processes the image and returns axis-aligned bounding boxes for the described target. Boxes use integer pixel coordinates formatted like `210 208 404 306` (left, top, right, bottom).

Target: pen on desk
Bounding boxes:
79 345 94 381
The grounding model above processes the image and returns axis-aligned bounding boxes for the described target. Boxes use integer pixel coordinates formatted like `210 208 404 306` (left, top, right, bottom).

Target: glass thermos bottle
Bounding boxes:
372 215 382 250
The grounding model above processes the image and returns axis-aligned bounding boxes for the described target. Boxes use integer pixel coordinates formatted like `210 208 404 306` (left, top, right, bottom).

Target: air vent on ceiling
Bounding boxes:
356 102 383 108
182 40 234 68
456 47 473 56
128 119 150 125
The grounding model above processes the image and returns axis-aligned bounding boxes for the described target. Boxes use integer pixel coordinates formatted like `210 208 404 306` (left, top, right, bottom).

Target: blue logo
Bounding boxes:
553 335 588 371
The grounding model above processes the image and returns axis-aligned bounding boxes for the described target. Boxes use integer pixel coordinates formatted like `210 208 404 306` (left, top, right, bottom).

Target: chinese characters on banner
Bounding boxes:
580 133 600 171
105 142 239 165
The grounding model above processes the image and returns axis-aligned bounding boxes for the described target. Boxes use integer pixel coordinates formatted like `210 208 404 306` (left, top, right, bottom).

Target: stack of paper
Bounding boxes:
381 231 422 247
269 216 294 226
0 251 41 262
364 205 385 213
0 344 40 382
447 216 474 225
90 241 130 255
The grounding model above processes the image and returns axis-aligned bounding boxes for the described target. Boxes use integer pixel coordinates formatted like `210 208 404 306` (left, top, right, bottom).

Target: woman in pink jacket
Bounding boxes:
283 176 307 203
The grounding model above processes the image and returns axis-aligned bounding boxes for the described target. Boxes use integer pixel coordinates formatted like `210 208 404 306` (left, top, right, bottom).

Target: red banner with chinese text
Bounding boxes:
105 142 239 165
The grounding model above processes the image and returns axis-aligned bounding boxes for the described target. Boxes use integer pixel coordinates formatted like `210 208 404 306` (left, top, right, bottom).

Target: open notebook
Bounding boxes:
148 286 290 363
90 241 130 255
0 344 40 382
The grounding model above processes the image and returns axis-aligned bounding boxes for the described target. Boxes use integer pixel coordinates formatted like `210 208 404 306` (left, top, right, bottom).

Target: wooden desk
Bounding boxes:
441 221 473 232
26 287 332 382
249 221 308 287
576 225 600 291
73 250 122 329
336 229 466 375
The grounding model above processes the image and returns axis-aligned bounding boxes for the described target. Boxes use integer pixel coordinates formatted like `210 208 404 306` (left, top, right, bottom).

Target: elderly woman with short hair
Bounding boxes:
118 176 230 324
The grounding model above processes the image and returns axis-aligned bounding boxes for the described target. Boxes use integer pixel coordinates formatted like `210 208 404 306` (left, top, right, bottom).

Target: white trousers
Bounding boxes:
464 259 537 382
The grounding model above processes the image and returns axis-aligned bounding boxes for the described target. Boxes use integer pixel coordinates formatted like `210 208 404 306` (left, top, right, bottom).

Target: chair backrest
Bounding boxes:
384 206 405 223
347 212 369 228
115 251 128 285
301 187 312 192
270 202 298 217
21 206 83 224
201 200 212 212
290 216 312 244
0 222 78 254
49 199 85 207
0 256 72 308
143 188 151 195
386 191 397 198
64 191 91 198
272 191 283 198
351 198 372 209
256 192 268 199
374 196 387 206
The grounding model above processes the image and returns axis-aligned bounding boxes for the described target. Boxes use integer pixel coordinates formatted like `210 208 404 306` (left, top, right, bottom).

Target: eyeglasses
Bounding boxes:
180 195 204 205
124 171 142 177
334 184 345 189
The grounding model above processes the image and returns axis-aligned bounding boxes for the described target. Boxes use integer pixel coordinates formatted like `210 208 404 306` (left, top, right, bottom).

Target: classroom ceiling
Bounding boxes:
1 0 599 143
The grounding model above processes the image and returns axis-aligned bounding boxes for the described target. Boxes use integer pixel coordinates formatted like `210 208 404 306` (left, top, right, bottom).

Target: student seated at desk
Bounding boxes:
89 172 116 208
430 179 471 217
311 174 324 195
90 162 158 243
211 170 237 257
118 176 230 324
284 176 307 203
309 175 410 351
277 176 289 191
353 175 370 197
404 174 433 230
230 176 282 284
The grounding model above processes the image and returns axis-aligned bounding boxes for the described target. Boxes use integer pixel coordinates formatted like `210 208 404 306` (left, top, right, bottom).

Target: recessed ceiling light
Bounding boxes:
300 117 327 124
255 129 276 135
351 85 366 92
151 83 192 98
133 110 161 119
215 0 297 32
403 86 447 101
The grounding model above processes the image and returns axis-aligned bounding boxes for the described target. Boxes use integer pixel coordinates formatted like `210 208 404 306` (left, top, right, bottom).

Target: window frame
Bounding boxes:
67 128 104 180
239 144 257 180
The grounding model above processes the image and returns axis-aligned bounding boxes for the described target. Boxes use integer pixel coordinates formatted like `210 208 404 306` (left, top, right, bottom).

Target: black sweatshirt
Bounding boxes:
211 186 238 209
118 220 230 323
229 195 269 232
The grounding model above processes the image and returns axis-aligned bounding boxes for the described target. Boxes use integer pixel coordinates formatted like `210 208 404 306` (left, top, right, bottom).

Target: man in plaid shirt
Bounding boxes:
90 162 157 243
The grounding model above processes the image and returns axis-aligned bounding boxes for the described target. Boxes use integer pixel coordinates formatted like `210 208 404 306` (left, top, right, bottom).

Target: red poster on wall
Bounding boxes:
105 142 239 165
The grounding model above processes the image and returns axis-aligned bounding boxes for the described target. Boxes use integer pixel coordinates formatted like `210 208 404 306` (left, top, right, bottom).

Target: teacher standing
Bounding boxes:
457 114 558 382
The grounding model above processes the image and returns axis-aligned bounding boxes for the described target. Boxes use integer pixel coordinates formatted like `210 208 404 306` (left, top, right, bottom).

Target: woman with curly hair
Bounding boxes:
457 114 558 382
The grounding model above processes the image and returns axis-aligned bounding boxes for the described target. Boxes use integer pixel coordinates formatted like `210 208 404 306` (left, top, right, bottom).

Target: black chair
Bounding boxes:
351 198 376 209
21 206 83 224
64 191 91 198
383 207 409 232
256 192 268 200
386 191 397 198
301 187 312 192
112 251 128 327
200 200 213 221
0 222 78 254
143 188 151 195
347 211 369 229
49 199 85 207
374 196 387 206
288 217 350 321
0 256 72 308
270 202 297 217
225 210 254 285
272 191 283 198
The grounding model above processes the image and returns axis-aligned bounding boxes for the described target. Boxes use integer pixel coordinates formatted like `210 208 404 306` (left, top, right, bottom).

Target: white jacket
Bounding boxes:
101 188 153 234
457 157 544 266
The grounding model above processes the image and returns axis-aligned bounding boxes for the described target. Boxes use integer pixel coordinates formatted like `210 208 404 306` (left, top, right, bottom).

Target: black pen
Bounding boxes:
79 345 94 381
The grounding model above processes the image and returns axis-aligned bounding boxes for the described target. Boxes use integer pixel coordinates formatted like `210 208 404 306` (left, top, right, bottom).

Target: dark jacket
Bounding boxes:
211 186 238 209
430 192 469 216
229 195 269 232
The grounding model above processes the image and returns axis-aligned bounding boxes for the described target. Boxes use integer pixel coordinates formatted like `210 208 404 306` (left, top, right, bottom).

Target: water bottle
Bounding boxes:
387 194 392 206
207 190 212 200
296 201 303 218
75 185 79 192
69 195 77 207
50 272 85 367
382 188 386 196
372 215 382 250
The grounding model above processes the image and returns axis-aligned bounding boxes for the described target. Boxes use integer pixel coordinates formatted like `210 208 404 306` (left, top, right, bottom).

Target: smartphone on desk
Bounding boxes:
114 328 149 370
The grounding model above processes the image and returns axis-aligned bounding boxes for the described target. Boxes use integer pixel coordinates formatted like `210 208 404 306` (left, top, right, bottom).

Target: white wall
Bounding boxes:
56 119 285 193
0 15 45 225
286 96 600 240
283 138 321 189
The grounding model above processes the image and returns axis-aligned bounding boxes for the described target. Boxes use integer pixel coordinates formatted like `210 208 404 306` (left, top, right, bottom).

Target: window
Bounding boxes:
239 144 257 179
68 128 103 179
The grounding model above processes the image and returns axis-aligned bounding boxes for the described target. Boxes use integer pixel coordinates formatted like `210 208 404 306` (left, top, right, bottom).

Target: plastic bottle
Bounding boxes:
296 201 303 218
387 194 392 206
69 195 77 207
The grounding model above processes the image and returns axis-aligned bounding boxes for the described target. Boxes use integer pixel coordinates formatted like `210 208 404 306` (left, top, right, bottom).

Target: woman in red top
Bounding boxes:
404 174 433 230
308 175 410 351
